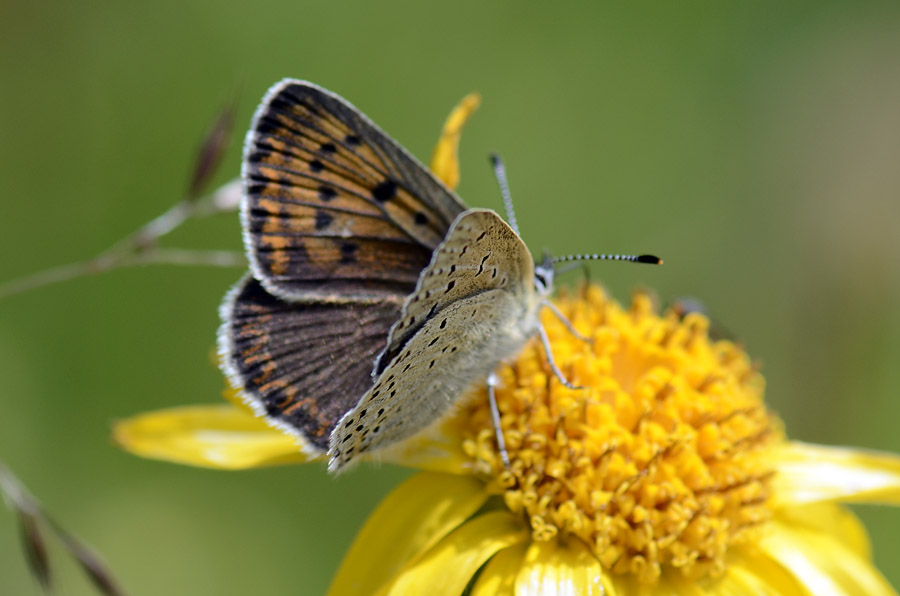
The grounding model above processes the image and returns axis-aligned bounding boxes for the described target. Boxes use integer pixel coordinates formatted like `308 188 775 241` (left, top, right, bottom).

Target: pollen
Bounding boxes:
460 285 781 583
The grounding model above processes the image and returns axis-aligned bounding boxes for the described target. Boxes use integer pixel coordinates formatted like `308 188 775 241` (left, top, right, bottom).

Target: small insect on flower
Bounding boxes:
218 80 658 472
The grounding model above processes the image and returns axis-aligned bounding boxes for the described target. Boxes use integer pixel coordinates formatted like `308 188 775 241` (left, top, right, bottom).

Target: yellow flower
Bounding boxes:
114 93 900 595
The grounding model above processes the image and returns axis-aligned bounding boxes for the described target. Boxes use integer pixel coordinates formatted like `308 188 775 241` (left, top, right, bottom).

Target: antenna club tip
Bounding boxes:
489 153 502 166
637 255 663 265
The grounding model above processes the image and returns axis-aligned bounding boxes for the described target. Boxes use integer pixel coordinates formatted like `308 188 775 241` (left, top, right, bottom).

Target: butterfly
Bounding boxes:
219 79 655 472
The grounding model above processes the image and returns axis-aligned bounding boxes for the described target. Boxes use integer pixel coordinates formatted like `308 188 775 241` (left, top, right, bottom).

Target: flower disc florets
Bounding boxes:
461 286 780 583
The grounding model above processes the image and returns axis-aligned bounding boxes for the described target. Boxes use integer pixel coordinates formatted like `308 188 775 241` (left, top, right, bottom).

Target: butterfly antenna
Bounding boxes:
553 253 663 267
490 154 519 235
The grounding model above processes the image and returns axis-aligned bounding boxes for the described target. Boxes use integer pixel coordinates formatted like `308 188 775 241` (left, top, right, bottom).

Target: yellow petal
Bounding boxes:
712 565 802 596
429 92 481 190
383 511 528 596
470 543 527 596
759 520 897 596
610 561 800 596
718 551 809 596
608 573 693 596
514 539 614 596
771 441 900 506
328 472 490 596
112 404 312 469
774 503 871 561
379 417 473 474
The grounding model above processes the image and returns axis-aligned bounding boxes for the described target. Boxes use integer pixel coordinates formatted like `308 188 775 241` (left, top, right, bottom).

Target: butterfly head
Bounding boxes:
534 252 555 298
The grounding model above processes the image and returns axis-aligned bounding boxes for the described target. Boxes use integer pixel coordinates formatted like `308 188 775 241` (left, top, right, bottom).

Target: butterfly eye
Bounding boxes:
534 270 549 293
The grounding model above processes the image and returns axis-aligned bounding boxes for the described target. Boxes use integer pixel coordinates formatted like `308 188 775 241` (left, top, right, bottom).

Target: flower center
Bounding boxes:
460 285 780 583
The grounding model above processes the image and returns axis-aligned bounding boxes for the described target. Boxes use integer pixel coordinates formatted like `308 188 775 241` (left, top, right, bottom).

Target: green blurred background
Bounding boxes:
2 1 899 593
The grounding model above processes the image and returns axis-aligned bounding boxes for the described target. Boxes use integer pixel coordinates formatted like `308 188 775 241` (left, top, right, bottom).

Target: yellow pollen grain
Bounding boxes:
459 285 781 584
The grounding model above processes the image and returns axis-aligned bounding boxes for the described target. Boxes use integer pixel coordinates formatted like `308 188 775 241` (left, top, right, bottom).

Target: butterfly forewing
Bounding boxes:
329 210 540 470
374 209 536 374
243 80 467 302
220 276 404 452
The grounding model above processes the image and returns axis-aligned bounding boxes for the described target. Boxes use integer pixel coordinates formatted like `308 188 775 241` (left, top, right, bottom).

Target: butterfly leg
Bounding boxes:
537 323 584 390
540 299 592 344
487 371 511 468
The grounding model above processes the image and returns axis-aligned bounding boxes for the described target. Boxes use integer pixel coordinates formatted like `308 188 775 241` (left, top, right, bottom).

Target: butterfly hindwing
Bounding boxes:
243 79 468 302
328 210 541 470
328 291 529 470
220 275 403 452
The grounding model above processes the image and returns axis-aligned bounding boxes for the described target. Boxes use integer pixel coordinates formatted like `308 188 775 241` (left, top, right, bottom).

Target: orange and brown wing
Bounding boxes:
220 275 404 453
242 79 468 303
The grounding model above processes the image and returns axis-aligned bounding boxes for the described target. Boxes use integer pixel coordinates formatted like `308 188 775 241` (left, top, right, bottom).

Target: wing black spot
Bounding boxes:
372 180 397 203
315 210 333 230
428 337 439 346
340 242 359 263
373 426 380 433
345 134 361 146
440 319 447 329
255 139 277 152
318 185 337 201
267 96 294 112
414 212 429 225
476 255 489 276
378 408 384 416
320 142 337 153
309 159 324 172
446 280 455 293
255 119 278 136
359 409 367 417
356 425 363 432
477 231 488 241
429 360 435 368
